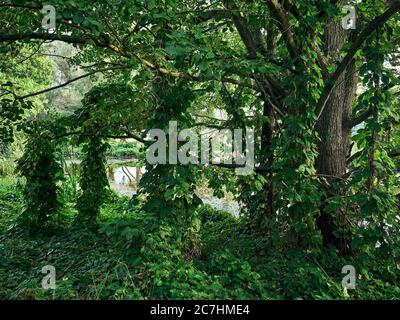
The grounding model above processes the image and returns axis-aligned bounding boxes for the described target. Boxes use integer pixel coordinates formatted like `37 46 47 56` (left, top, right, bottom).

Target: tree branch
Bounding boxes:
0 32 256 89
191 9 229 23
316 1 400 118
15 65 131 100
55 131 147 144
343 107 374 129
265 0 299 59
0 3 41 10
222 0 268 58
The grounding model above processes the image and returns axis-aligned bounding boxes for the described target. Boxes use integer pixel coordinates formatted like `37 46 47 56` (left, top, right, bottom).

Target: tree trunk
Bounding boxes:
316 13 358 256
261 98 275 219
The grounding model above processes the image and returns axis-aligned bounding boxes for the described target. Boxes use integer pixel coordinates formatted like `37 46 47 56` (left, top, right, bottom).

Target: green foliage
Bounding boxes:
16 121 63 235
0 156 15 176
0 44 54 146
0 177 23 232
138 224 226 299
107 142 141 159
59 161 80 204
1 0 400 301
206 249 266 299
76 136 109 224
1 181 399 300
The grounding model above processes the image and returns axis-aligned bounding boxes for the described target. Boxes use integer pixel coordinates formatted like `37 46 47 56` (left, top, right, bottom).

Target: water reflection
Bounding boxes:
64 160 240 216
109 165 146 197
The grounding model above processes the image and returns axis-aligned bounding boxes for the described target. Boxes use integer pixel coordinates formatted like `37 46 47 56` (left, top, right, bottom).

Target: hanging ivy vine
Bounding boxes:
75 135 110 225
17 119 63 235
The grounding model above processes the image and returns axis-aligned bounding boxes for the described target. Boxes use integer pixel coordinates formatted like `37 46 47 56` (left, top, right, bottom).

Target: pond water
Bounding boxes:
65 159 240 217
108 165 144 197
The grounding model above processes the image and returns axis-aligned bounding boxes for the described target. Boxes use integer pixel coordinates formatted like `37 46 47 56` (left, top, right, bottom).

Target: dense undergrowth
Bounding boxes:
1 177 399 300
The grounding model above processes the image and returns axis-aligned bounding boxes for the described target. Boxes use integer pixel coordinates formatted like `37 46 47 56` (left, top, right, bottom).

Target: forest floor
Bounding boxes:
0 177 399 300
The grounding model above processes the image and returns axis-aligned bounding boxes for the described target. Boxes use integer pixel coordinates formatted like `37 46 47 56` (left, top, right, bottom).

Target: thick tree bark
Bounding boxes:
316 13 358 256
261 97 275 219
